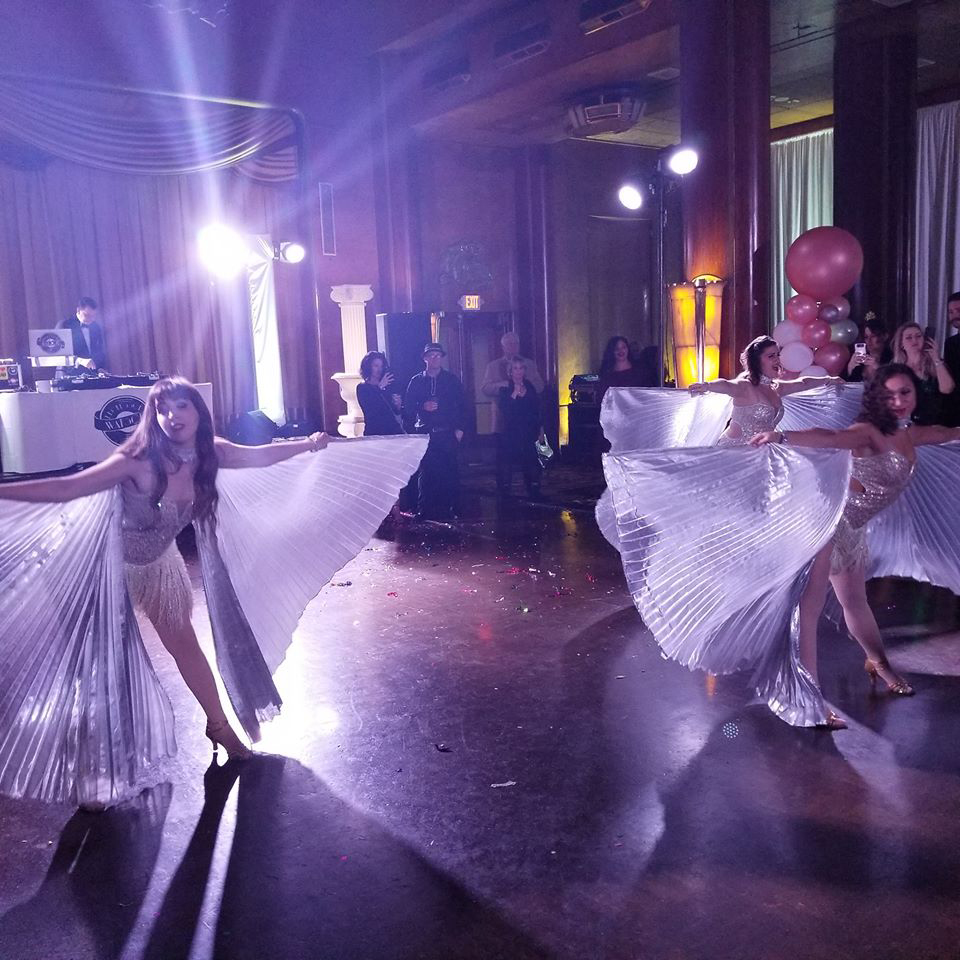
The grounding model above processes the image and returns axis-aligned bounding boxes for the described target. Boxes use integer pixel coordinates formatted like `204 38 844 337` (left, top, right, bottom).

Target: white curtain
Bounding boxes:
247 237 286 424
770 129 834 328
914 101 960 343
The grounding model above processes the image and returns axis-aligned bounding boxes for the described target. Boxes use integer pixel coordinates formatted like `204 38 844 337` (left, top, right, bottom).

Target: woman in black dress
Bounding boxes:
497 357 544 499
357 351 404 436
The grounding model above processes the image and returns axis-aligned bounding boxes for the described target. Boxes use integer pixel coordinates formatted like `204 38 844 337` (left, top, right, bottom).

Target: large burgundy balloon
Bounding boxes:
780 341 815 373
801 320 831 349
817 303 841 325
814 342 850 376
773 320 804 347
786 294 819 325
822 295 850 320
785 226 864 300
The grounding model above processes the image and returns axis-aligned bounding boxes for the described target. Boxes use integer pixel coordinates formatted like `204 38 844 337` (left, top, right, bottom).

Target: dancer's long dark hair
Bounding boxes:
599 336 634 376
120 376 219 520
856 363 918 436
740 336 778 385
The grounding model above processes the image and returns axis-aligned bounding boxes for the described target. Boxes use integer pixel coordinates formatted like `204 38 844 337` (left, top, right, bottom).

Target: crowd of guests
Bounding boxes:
843 292 960 426
356 331 549 520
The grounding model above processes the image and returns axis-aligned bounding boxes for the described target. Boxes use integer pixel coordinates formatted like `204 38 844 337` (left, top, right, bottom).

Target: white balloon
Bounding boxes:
779 342 815 373
773 320 804 346
800 365 828 377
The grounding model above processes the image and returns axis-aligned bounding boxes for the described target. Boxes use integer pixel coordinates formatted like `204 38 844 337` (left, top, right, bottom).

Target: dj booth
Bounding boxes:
0 377 214 475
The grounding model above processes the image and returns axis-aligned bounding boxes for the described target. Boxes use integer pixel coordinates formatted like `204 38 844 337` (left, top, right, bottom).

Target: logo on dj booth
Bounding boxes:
94 395 145 446
36 332 67 355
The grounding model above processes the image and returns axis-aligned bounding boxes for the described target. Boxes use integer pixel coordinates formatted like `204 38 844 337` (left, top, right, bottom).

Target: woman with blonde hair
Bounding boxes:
890 322 955 424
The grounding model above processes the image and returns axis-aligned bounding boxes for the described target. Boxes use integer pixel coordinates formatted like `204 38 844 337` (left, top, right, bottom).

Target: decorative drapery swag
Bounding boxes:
0 74 299 182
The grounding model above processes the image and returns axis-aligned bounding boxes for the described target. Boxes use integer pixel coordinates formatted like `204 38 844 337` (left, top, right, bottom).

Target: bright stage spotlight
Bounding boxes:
617 183 645 211
666 147 699 176
198 224 248 279
278 241 306 264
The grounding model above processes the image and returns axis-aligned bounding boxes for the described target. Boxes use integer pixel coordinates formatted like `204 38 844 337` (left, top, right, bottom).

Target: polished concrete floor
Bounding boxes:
1 480 959 960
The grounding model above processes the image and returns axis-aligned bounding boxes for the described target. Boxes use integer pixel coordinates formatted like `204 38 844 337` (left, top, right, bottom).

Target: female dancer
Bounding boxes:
752 364 960 724
689 335 844 446
602 364 960 728
0 376 426 806
890 322 955 425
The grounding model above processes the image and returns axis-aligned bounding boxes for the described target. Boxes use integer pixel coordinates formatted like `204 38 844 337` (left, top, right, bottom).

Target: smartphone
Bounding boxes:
923 326 937 343
854 342 867 356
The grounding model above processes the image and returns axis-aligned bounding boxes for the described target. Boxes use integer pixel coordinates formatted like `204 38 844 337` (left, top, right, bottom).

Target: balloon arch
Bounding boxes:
772 226 864 377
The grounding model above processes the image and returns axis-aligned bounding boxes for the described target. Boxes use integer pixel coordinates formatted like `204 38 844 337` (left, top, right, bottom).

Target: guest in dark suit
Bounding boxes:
357 351 405 436
60 296 109 372
403 343 467 521
943 292 960 426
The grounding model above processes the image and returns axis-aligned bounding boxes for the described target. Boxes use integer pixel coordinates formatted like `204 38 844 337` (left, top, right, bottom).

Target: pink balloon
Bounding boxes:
786 294 819 325
779 342 815 373
814 342 850 376
822 295 850 320
801 365 829 377
801 320 831 349
786 227 864 300
773 320 805 346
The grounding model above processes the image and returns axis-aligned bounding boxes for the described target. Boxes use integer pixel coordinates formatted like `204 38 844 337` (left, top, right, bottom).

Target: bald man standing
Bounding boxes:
481 331 544 433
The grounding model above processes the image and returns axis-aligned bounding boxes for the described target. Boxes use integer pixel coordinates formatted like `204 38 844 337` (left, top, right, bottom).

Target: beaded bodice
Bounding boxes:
842 450 914 530
121 486 194 566
717 402 783 447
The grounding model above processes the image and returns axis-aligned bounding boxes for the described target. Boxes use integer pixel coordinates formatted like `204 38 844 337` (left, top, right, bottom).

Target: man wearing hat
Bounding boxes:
403 342 467 520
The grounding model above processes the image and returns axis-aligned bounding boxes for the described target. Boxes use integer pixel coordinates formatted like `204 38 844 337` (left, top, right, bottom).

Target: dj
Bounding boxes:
60 296 110 373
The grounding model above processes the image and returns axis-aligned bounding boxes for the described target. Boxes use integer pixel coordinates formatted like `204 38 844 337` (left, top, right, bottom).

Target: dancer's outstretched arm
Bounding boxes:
688 377 748 398
775 375 845 396
215 432 329 469
911 424 960 446
750 422 881 452
0 453 135 502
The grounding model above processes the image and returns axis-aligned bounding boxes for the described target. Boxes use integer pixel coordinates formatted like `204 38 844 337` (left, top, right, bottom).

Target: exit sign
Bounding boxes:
458 294 483 310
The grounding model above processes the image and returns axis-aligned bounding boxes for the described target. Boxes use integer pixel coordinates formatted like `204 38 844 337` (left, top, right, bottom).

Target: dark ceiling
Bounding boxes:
375 0 960 148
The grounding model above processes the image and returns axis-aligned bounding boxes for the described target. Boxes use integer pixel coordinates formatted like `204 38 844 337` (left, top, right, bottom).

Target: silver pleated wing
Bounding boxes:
866 441 960 594
597 384 864 547
603 444 853 725
213 435 428 675
0 490 175 805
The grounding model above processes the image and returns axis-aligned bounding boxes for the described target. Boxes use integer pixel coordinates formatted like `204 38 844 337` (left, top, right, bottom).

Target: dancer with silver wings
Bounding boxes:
603 363 960 728
0 377 427 807
597 335 864 545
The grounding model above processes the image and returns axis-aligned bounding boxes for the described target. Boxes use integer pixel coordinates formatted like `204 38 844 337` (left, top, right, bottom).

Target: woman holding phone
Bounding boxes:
890 321 955 424
846 313 892 383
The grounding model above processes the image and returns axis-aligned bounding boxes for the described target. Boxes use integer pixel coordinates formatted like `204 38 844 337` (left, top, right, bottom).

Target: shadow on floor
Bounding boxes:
144 755 552 960
0 784 172 960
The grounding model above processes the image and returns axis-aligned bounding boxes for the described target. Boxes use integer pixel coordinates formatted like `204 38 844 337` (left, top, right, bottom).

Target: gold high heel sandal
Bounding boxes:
205 720 252 760
818 711 847 730
864 658 914 696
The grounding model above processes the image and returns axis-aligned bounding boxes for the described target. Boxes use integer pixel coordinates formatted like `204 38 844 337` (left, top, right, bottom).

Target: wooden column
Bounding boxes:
679 0 770 376
833 7 917 326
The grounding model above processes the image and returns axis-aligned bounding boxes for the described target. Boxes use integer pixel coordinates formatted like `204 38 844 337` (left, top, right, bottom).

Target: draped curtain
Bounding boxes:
770 129 834 329
0 76 313 425
914 100 960 340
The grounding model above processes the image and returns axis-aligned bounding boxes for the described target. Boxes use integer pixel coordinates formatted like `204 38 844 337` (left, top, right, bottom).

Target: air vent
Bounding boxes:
646 66 680 82
423 56 471 92
566 89 646 136
493 21 550 67
579 0 653 35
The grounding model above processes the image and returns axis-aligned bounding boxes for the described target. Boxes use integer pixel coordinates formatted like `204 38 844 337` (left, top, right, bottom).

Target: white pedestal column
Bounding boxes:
330 284 374 438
